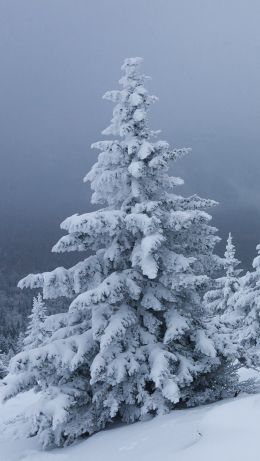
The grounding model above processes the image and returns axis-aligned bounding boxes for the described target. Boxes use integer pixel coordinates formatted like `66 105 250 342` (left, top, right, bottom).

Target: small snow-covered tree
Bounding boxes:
23 293 47 350
222 233 241 296
0 351 7 379
15 332 25 354
3 58 226 448
0 349 14 375
204 233 242 338
202 234 243 400
231 244 260 368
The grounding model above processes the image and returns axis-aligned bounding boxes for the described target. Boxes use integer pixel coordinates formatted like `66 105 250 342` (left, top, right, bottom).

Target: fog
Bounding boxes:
1 0 260 271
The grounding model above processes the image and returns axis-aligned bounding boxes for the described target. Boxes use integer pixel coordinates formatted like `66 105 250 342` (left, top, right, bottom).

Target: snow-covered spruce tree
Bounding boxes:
231 243 260 368
204 233 242 334
15 332 26 354
3 57 227 447
201 234 243 401
23 293 47 351
222 233 241 296
0 351 7 379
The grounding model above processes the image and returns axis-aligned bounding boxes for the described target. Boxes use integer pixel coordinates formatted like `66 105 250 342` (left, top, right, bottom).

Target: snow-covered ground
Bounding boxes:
1 389 260 461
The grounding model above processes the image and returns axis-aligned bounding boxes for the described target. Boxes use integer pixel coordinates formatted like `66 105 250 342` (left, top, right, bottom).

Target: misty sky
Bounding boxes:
1 0 260 269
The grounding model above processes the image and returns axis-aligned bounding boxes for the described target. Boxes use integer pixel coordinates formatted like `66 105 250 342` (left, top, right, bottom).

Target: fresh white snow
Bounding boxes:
1 390 260 461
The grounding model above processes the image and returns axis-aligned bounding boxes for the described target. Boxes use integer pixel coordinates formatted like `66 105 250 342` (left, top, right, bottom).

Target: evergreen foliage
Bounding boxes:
23 293 47 351
204 233 242 354
203 234 244 399
2 58 242 448
231 244 260 368
0 350 7 379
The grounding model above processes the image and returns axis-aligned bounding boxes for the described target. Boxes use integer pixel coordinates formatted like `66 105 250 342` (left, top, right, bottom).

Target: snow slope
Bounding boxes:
0 390 260 461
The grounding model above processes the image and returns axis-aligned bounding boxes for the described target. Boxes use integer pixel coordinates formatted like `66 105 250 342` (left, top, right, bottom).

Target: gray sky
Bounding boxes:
1 0 260 269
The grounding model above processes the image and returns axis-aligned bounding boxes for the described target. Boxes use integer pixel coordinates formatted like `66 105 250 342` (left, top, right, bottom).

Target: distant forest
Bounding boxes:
0 229 78 356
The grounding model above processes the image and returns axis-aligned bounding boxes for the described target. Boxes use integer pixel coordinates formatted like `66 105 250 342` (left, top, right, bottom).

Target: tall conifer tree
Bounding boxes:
3 58 226 448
